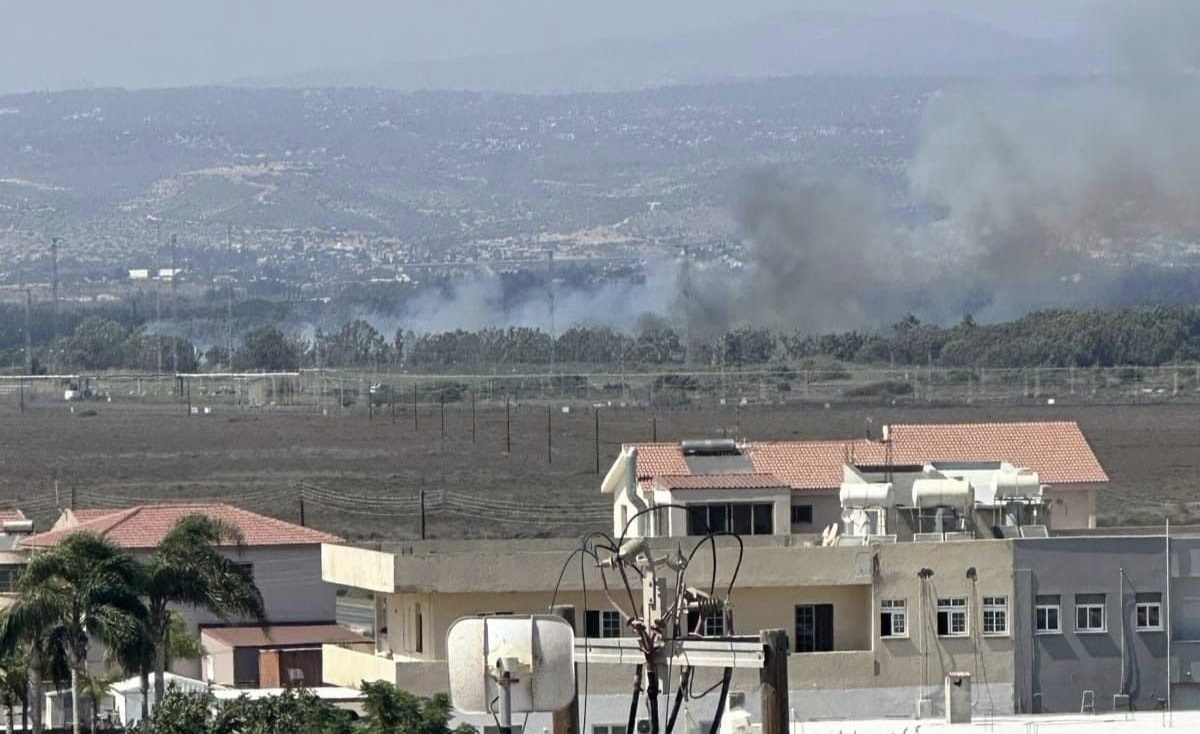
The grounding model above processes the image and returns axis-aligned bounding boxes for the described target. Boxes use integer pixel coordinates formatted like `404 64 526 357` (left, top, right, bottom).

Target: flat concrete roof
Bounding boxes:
787 711 1193 733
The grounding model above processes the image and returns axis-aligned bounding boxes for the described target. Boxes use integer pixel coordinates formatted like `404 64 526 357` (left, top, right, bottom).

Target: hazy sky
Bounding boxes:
1 0 1094 94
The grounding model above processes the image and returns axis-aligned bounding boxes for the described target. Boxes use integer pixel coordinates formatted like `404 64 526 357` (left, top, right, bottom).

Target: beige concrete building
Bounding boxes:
323 535 1017 727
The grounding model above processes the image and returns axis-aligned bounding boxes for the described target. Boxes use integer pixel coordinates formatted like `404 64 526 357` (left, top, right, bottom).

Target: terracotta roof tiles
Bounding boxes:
22 503 342 549
623 420 1107 491
655 473 788 490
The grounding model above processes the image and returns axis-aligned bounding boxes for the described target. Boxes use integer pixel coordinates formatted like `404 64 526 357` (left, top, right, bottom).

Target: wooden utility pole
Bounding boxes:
185 378 191 416
760 629 790 734
551 605 580 734
652 415 658 443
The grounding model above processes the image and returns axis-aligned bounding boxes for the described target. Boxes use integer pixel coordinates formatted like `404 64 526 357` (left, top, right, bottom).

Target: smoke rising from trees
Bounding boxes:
365 0 1200 341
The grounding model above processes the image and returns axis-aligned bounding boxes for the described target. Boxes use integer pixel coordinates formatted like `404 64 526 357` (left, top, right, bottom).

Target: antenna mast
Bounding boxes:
50 237 59 340
170 233 178 375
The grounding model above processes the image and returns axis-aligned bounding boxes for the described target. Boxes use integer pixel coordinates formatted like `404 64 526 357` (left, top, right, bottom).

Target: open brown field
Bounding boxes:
0 397 1196 541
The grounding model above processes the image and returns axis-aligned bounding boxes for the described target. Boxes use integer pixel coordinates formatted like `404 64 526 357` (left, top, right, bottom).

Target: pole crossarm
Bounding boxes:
576 637 765 669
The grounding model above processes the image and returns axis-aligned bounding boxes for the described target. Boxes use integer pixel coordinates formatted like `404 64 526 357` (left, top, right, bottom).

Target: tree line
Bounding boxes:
10 305 1200 374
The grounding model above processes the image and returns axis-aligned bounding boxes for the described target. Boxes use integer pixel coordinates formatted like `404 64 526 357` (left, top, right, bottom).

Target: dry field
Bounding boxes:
0 397 1196 541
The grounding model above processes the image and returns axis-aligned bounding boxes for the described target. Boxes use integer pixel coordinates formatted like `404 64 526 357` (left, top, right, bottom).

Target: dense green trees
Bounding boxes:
11 303 1200 375
232 327 302 371
148 683 476 734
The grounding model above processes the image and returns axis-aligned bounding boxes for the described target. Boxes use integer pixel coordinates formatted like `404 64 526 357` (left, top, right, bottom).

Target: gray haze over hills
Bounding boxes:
3 0 1200 339
3 1 1094 95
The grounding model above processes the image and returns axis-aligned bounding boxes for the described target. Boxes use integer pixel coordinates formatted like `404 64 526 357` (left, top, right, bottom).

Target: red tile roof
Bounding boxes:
0 510 26 524
885 421 1108 484
655 473 787 490
201 624 368 649
22 503 342 549
628 420 1107 491
69 509 121 523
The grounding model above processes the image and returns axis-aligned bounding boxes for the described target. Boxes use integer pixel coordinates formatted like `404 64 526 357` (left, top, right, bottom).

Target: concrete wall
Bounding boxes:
1043 487 1096 530
1014 535 1178 713
323 543 395 593
790 490 840 533
201 635 235 686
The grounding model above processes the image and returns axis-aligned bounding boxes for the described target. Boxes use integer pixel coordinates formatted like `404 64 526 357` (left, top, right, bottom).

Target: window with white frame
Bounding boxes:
687 608 726 637
880 599 907 638
593 726 627 734
585 609 623 638
1075 593 1106 632
1135 592 1163 631
1035 594 1061 634
982 596 1008 636
937 597 968 637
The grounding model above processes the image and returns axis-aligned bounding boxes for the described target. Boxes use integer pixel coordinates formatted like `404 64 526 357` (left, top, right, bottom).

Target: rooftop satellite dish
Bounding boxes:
447 615 576 719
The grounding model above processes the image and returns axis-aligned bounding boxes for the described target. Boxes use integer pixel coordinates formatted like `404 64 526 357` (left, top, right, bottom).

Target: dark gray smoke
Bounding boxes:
363 1 1200 339
680 0 1200 332
679 174 916 338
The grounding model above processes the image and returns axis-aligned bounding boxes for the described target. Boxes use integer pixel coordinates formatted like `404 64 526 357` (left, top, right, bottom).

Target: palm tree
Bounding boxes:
103 619 154 727
0 652 28 734
142 515 265 709
2 532 147 734
77 670 120 733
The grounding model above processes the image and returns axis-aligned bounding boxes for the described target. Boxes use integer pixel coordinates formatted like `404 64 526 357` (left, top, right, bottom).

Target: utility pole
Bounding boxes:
440 393 446 440
760 630 790 734
505 395 511 454
594 408 601 474
471 391 476 445
547 404 553 464
412 383 418 431
50 237 59 340
170 234 178 377
23 287 32 375
548 250 556 379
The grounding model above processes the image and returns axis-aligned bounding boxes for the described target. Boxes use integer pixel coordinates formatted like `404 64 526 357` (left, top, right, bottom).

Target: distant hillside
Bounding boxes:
240 10 1093 93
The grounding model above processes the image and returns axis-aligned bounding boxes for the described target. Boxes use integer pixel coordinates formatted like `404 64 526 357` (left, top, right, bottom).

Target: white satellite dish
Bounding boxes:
447 614 576 718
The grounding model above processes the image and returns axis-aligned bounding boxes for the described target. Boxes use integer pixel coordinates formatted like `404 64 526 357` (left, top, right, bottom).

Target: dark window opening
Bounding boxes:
794 604 834 652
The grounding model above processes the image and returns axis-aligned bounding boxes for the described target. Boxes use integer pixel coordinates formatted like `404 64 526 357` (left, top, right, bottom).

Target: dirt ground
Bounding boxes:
0 398 1196 541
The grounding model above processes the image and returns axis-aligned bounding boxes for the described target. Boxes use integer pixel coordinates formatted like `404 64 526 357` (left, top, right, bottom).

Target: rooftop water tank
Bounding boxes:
990 469 1041 500
839 482 895 508
912 477 972 508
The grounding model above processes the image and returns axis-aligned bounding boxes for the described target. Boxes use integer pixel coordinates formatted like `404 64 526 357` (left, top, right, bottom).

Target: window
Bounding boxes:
687 609 726 637
0 565 20 593
795 604 835 652
593 726 627 734
791 504 814 525
1135 592 1163 631
880 599 907 638
982 596 1008 636
937 597 968 637
1035 595 1061 634
686 503 774 535
1075 593 1106 632
585 609 623 638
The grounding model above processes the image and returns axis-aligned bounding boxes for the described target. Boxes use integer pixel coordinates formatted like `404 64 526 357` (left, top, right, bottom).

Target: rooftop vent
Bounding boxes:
680 439 740 456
